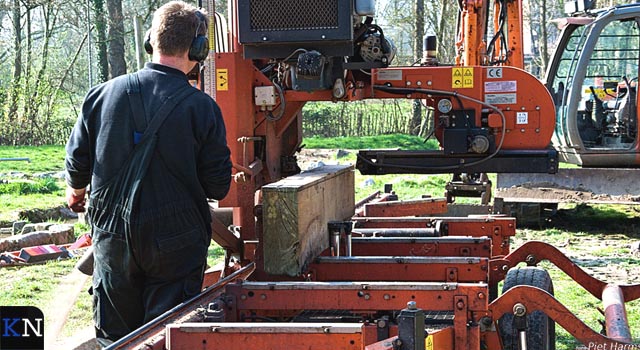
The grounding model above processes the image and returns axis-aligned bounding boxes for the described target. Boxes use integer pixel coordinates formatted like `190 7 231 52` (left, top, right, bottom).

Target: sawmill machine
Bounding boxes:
103 0 640 349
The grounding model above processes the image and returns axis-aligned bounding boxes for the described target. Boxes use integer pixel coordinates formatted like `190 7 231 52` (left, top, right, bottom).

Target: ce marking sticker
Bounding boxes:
487 68 503 79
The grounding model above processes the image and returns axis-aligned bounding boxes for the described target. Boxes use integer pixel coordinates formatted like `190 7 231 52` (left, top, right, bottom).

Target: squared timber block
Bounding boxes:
262 165 355 276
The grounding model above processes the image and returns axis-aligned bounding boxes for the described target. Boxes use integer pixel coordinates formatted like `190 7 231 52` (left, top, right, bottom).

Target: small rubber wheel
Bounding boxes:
498 267 556 350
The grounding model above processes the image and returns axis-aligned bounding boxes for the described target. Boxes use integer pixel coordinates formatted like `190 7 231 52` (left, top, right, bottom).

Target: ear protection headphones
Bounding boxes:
144 10 209 62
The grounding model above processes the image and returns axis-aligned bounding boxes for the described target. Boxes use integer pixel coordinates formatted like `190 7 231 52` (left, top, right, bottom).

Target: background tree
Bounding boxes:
526 0 564 77
410 0 424 136
106 0 126 77
94 0 109 83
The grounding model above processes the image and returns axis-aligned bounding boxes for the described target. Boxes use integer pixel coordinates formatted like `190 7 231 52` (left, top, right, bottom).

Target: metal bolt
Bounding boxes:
407 301 417 310
525 254 536 265
406 81 412 86
261 294 267 300
520 128 525 132
535 128 540 133
443 284 450 290
377 319 388 328
513 303 526 316
521 106 526 110
240 295 247 300
478 292 486 299
417 81 422 86
383 294 391 300
536 106 540 111
364 294 371 300
456 300 465 310
428 81 433 85
502 265 509 271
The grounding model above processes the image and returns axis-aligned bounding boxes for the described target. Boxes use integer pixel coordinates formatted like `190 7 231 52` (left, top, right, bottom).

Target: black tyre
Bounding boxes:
498 267 556 350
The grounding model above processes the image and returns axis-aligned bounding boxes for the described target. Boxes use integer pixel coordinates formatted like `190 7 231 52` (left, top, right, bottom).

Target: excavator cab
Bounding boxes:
546 4 640 167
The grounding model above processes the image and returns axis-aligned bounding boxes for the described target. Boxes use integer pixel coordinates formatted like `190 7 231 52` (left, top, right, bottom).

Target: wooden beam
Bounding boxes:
262 165 354 276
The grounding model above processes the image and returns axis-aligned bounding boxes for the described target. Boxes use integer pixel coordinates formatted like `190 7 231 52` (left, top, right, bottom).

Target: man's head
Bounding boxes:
149 1 209 62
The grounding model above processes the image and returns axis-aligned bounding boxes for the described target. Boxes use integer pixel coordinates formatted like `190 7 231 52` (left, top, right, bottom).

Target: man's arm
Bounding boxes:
197 103 232 200
65 110 92 192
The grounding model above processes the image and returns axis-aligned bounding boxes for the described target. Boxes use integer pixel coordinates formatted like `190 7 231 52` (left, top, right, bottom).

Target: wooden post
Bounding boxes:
262 165 355 276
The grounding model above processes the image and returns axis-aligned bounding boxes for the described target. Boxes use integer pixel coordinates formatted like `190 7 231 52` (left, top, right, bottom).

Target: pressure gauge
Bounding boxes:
437 99 453 113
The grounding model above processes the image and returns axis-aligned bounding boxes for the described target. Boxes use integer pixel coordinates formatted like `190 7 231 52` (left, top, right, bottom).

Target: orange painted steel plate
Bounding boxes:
364 198 448 217
350 237 492 257
166 323 364 350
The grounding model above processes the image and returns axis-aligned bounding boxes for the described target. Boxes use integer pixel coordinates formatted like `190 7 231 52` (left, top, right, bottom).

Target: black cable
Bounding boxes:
266 81 286 122
486 0 509 65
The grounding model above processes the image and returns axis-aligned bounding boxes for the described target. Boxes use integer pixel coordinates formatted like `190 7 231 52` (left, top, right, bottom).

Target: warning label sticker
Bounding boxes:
517 112 529 124
485 93 517 105
216 69 229 91
484 81 517 93
452 67 474 88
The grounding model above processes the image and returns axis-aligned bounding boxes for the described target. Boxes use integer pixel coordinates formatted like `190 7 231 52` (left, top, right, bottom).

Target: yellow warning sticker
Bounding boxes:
463 68 474 88
452 68 463 88
452 67 474 88
216 69 229 91
426 335 434 350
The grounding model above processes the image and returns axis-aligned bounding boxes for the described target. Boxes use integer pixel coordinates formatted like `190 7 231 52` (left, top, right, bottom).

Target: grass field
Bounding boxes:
1 140 639 348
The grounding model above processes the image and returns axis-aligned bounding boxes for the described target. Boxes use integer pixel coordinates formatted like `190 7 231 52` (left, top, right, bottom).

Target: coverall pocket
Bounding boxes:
156 228 201 253
92 276 103 330
93 226 126 273
153 227 207 279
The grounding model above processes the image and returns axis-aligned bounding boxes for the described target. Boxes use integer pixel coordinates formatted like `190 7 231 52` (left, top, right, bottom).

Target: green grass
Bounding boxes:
0 259 76 306
0 191 66 224
303 133 439 150
0 146 67 223
0 178 61 195
0 145 66 173
0 258 81 338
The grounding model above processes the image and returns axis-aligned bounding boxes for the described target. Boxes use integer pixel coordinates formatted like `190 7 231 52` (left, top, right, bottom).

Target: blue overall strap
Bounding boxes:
126 73 147 145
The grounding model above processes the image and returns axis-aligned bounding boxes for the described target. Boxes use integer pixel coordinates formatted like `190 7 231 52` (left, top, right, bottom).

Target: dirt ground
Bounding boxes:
497 186 640 204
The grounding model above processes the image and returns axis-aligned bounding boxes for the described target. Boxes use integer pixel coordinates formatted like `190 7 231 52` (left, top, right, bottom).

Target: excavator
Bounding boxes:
549 1 639 167
496 1 640 216
103 0 640 349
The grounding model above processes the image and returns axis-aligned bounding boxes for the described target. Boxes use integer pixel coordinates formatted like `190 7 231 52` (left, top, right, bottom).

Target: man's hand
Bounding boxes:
66 186 87 213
